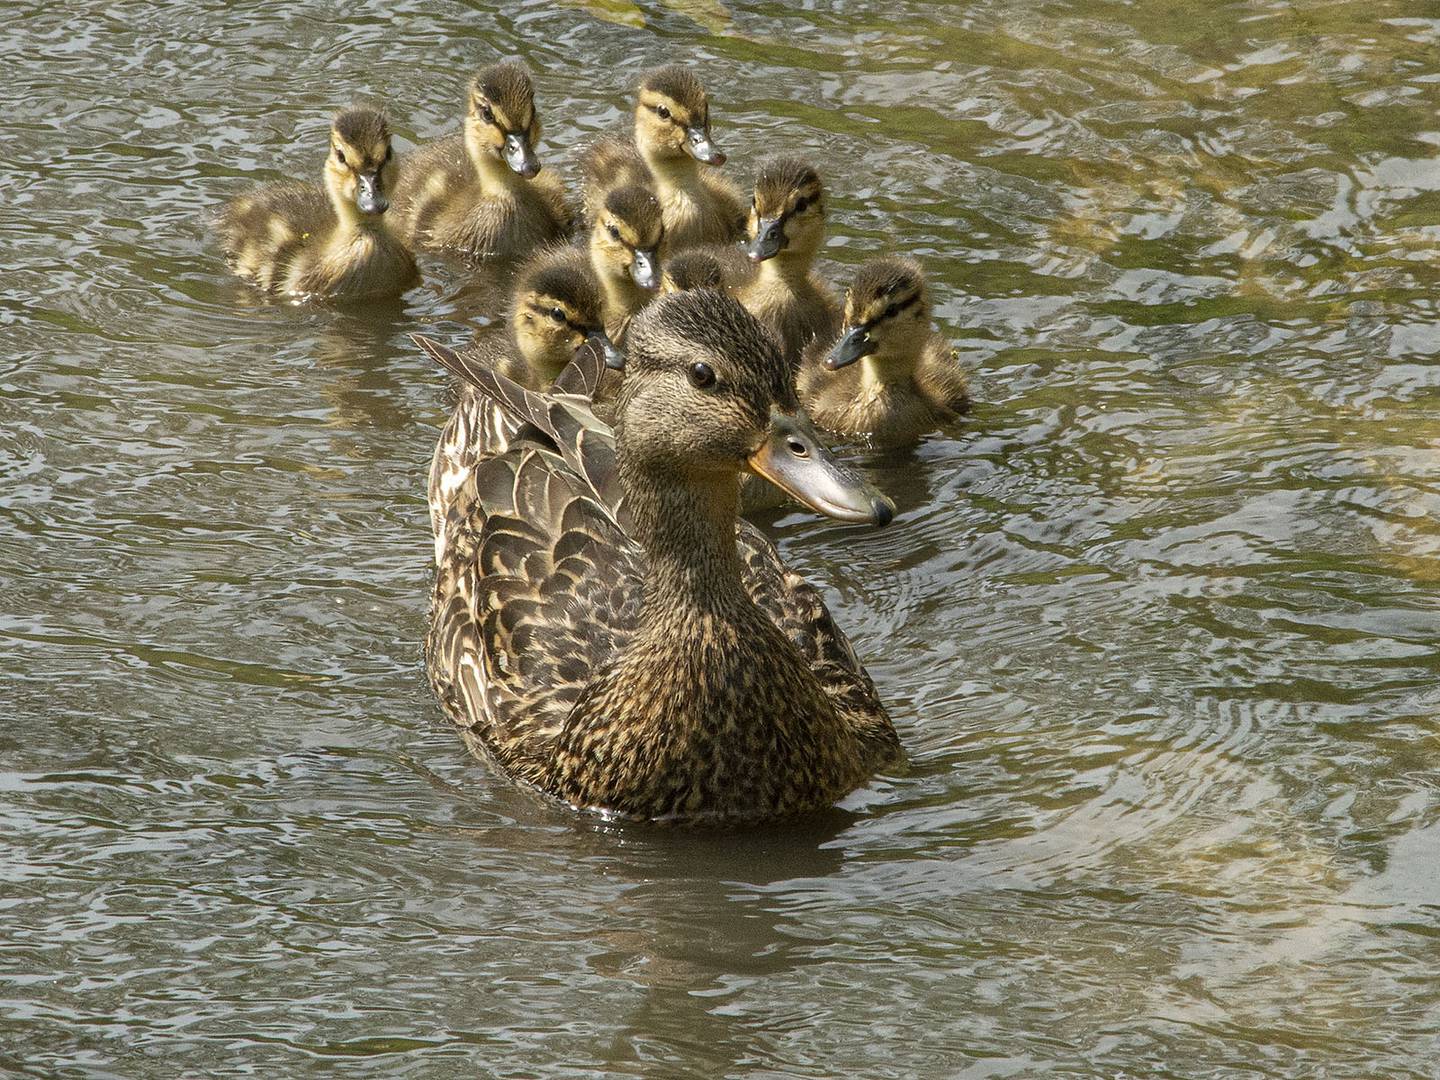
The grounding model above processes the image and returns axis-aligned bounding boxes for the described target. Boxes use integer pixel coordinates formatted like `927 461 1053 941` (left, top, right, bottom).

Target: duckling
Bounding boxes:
798 257 970 448
217 108 416 300
392 61 572 262
584 66 745 250
586 184 664 341
736 157 841 368
662 249 728 293
427 247 620 560
416 290 899 824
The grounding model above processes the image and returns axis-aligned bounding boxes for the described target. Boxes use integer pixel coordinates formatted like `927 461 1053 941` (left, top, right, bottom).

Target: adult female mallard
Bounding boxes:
799 257 970 448
426 247 621 561
217 107 417 300
582 65 745 251
392 61 572 262
737 156 842 368
416 290 900 823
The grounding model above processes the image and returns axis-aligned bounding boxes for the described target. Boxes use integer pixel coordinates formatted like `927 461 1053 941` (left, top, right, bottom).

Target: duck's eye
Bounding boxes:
793 196 810 214
550 307 566 323
884 303 899 318
335 149 347 165
383 145 393 164
656 105 672 121
607 224 621 241
481 104 495 124
688 361 716 389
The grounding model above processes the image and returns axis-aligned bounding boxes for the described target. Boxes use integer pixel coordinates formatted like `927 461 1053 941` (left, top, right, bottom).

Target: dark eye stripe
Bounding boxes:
860 292 920 331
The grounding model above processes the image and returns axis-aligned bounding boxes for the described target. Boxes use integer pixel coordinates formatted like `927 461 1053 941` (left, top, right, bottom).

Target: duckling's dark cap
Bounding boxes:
639 65 707 107
665 251 726 291
518 249 604 320
473 61 534 107
332 107 390 146
603 184 662 230
755 156 821 198
851 256 925 299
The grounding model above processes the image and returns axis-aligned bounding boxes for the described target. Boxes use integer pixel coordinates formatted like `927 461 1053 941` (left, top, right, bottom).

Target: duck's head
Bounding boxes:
325 108 398 219
619 291 893 526
634 65 725 167
747 157 825 263
661 250 726 294
512 250 622 381
590 185 664 291
826 257 932 371
463 61 542 178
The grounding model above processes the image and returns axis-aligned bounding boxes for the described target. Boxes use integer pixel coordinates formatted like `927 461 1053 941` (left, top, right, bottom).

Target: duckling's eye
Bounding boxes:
688 361 716 389
550 307 566 323
884 303 899 318
384 145 394 164
793 196 810 214
607 224 621 241
655 105 672 121
481 104 495 124
335 149 347 165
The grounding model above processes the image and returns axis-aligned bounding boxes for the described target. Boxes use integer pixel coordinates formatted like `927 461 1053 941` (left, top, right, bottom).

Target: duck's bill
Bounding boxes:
503 133 541 178
355 172 388 215
747 219 783 262
746 409 894 526
586 330 625 370
825 326 877 369
684 126 726 166
630 248 659 290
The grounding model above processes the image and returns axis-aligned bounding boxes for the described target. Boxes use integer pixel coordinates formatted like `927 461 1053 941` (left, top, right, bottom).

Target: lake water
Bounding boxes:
4 1 1440 1076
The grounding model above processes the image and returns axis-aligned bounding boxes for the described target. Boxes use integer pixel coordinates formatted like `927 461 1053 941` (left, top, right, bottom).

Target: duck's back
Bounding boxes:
217 180 333 292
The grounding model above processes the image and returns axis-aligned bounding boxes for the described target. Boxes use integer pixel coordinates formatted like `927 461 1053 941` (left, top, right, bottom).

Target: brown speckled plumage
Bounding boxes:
426 246 610 560
419 291 899 823
799 257 969 448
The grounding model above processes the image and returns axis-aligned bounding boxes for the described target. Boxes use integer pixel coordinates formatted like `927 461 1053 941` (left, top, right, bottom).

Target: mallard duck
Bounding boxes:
736 157 841 368
587 183 664 341
217 108 417 300
583 66 745 251
427 246 621 560
416 290 900 823
798 257 970 448
392 61 572 262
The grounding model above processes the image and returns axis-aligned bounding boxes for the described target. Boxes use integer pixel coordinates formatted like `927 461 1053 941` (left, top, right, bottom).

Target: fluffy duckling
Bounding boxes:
393 62 571 262
417 290 899 823
587 184 664 341
798 258 969 448
427 248 621 559
736 157 841 368
584 66 745 250
217 108 417 299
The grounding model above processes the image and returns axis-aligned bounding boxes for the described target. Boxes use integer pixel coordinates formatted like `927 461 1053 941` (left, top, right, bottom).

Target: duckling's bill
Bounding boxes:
747 408 894 525
685 125 726 165
826 325 877 369
502 132 540 178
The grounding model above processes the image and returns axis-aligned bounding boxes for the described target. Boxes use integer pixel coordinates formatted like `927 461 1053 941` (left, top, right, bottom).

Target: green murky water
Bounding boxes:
4 1 1440 1075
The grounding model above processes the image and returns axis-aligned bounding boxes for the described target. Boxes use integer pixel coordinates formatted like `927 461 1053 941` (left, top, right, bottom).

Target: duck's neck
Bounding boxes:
642 148 700 201
594 255 649 328
326 186 384 240
620 452 751 624
860 349 918 395
754 249 814 292
466 127 520 193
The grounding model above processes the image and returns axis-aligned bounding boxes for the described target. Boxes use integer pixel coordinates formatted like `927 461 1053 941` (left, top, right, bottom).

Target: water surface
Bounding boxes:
3 1 1440 1076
